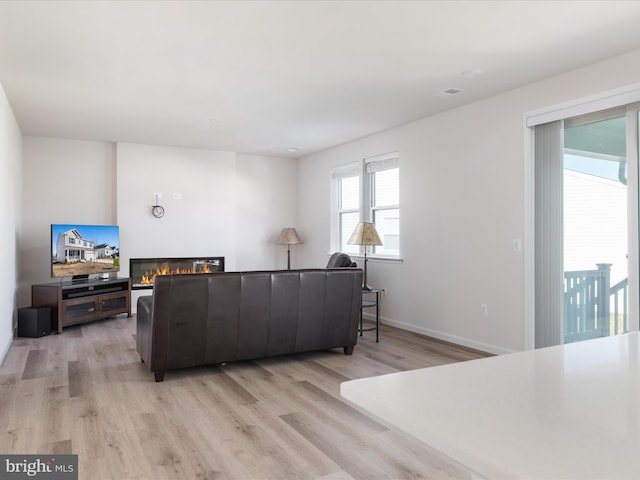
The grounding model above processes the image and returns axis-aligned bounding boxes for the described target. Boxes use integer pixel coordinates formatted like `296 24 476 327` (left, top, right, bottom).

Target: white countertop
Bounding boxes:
341 332 640 479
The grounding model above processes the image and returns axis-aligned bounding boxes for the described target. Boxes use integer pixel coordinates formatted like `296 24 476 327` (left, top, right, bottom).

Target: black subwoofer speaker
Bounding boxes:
18 307 51 338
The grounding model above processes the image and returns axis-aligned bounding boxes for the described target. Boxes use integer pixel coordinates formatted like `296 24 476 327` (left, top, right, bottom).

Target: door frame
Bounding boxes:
524 84 640 350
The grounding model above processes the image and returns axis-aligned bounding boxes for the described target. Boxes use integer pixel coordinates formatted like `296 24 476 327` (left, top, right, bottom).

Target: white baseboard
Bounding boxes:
0 334 12 366
362 312 515 356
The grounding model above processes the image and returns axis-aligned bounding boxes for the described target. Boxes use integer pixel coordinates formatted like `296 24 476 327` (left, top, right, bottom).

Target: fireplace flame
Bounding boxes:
140 264 213 285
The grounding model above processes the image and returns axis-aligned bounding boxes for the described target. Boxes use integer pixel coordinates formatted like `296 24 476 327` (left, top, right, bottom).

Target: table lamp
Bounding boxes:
276 228 303 270
347 222 382 290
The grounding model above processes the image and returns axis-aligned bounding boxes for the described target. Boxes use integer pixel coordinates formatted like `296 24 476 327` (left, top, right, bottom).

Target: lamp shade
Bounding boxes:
276 228 303 245
347 222 382 246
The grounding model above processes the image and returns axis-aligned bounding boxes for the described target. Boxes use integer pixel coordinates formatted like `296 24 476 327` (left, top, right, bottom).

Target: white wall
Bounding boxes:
15 48 640 355
235 154 298 271
116 144 297 309
297 48 640 354
116 143 238 271
20 137 116 307
0 82 22 361
18 140 297 314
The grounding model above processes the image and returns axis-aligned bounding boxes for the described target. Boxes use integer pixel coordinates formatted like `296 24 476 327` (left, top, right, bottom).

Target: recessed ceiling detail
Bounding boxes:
434 88 464 98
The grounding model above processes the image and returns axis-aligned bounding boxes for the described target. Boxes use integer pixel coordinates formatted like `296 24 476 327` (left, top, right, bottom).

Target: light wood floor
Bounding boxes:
0 315 489 479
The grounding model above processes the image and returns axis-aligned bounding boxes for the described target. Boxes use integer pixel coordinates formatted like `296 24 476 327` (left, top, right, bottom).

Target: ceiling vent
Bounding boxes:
434 88 464 98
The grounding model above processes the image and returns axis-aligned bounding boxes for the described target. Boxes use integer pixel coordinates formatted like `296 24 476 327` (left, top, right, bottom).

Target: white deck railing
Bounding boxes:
564 264 628 343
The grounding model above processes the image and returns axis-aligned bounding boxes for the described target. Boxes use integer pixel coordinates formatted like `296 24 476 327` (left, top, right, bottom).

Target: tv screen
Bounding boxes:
51 224 120 279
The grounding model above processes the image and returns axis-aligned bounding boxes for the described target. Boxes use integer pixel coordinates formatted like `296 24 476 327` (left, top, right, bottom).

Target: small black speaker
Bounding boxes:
18 307 51 338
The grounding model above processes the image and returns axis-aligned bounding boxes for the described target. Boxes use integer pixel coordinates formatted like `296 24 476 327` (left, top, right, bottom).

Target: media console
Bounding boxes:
32 277 131 333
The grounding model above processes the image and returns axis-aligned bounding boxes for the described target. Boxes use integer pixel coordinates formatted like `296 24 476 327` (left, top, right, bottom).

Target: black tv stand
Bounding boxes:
32 277 131 333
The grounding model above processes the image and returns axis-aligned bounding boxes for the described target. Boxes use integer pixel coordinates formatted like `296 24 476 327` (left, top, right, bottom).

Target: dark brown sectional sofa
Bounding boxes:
136 268 363 381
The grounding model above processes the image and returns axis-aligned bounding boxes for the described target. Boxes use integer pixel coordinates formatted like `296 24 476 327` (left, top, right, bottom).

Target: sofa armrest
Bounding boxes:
136 295 153 366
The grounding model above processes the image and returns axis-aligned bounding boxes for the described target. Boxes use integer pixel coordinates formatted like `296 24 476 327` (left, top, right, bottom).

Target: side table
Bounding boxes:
360 288 380 342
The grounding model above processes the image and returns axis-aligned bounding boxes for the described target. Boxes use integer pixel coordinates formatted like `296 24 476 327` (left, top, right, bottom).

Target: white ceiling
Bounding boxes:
2 0 640 159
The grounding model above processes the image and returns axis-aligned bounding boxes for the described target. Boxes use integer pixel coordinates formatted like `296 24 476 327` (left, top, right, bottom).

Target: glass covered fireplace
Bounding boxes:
129 256 225 289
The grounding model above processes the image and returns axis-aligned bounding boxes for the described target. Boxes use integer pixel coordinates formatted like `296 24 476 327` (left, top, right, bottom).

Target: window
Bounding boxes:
333 163 361 255
331 153 400 257
367 156 399 256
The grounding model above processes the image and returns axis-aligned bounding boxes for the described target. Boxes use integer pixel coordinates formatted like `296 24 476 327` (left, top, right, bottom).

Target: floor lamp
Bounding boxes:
347 222 383 291
276 228 303 270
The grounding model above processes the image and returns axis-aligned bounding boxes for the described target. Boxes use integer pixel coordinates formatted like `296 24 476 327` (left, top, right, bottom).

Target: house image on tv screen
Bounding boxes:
95 243 118 259
56 228 96 263
51 224 120 278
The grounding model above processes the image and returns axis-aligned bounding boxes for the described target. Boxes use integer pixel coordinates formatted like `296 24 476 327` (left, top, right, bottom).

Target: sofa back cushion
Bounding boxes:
149 269 362 371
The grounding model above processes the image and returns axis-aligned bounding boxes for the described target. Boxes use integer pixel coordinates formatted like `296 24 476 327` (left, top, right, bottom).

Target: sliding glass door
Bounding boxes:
563 113 629 342
535 103 640 348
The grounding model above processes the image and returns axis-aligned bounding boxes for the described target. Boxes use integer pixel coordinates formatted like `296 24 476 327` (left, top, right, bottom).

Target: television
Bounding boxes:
51 224 120 280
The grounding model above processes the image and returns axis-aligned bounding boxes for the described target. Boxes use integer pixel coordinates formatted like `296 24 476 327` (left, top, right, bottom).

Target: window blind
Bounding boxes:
365 152 399 173
331 162 361 179
535 120 564 348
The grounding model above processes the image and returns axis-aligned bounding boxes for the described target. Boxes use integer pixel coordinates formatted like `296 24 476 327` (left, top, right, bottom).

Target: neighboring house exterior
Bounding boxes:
55 228 96 263
564 168 627 285
95 243 117 259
